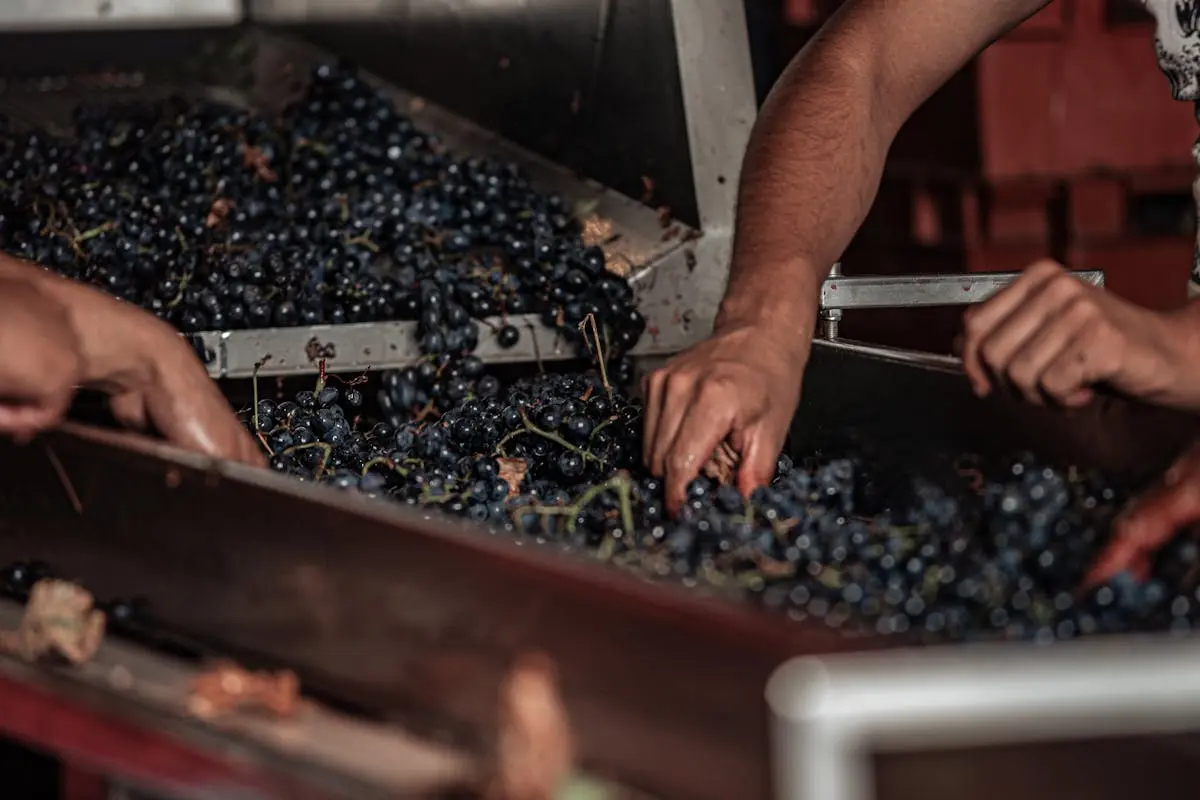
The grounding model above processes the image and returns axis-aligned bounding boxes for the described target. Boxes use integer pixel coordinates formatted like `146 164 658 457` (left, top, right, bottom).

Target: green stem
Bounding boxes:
588 415 618 443
73 221 114 244
344 234 380 253
282 442 332 479
579 313 612 397
360 457 408 478
496 409 604 464
314 358 328 394
527 471 634 537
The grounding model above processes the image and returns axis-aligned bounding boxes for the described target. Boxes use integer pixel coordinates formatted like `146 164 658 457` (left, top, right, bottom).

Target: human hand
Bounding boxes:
642 324 807 515
1085 441 1200 589
107 328 264 467
962 261 1186 408
0 254 261 465
0 280 85 440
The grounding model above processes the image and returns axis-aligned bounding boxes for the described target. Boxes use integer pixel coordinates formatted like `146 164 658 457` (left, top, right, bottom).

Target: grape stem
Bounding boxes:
495 409 604 464
250 355 273 434
578 312 611 397
360 457 409 478
588 414 618 443
528 471 635 538
344 234 380 253
314 358 328 394
72 221 114 245
282 442 332 479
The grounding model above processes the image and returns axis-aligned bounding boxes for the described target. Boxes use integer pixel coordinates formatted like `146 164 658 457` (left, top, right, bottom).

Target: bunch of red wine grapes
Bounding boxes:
0 62 1192 645
246 358 1198 646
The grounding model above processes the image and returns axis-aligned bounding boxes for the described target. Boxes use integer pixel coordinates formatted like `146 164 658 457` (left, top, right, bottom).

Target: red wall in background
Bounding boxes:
778 0 1197 319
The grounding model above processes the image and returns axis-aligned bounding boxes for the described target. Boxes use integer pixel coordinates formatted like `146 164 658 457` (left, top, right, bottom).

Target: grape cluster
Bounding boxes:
0 63 643 371
246 365 1200 645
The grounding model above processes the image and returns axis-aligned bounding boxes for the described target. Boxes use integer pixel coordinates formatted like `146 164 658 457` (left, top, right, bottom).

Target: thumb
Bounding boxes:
1085 478 1200 588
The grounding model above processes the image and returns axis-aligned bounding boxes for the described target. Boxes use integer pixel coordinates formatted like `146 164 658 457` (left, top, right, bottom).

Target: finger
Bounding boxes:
962 262 1061 395
0 403 63 436
1085 477 1200 588
1038 324 1120 404
641 370 665 470
1060 387 1095 408
109 392 150 430
662 396 735 515
649 374 693 478
736 424 779 500
233 423 267 467
1005 298 1096 405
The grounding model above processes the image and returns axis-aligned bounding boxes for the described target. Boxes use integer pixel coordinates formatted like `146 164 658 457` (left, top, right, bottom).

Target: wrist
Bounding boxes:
714 269 821 341
1135 301 1200 411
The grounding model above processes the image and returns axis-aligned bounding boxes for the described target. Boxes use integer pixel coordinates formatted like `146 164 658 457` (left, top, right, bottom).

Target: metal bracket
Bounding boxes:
767 635 1200 800
818 264 1106 340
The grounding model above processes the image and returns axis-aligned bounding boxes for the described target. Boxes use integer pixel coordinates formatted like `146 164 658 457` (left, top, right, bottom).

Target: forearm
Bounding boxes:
714 0 1051 349
0 254 165 393
716 36 889 342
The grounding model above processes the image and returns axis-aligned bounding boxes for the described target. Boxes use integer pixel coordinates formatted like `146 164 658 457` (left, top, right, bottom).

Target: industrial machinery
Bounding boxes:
2 4 1200 800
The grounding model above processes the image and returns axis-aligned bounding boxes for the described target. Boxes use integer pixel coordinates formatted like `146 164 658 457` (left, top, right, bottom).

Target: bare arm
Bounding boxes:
718 0 1054 341
645 0 1053 513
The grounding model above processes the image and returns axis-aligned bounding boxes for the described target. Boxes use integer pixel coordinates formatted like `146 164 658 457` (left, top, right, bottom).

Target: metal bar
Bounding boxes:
766 636 1200 800
819 270 1106 310
626 0 756 351
0 1 241 30
193 313 571 379
820 262 844 339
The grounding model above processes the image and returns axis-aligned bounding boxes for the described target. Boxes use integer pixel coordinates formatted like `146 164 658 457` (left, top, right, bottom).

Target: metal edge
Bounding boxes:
0 2 242 31
668 0 754 234
0 600 474 799
47 421 783 618
811 338 964 373
817 270 1106 311
199 312 577 379
765 635 1200 800
642 0 756 351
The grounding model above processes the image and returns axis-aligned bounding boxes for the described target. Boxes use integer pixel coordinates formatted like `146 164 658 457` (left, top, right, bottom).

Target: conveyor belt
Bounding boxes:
0 27 691 379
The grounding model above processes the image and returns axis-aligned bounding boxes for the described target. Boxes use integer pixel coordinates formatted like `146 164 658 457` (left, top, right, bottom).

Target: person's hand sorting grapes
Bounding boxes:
1086 441 1200 588
0 254 262 466
641 323 809 516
